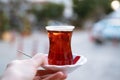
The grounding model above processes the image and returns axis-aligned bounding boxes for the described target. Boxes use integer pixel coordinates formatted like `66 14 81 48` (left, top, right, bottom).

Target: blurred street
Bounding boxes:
0 30 120 80
0 0 120 80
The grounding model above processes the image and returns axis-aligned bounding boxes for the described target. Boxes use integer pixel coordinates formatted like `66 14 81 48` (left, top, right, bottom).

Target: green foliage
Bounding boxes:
73 0 95 19
73 0 113 19
0 11 10 32
32 2 64 21
0 11 10 39
95 0 113 14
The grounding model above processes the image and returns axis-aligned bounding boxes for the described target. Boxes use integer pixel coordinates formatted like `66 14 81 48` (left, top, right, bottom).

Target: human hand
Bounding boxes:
1 54 67 80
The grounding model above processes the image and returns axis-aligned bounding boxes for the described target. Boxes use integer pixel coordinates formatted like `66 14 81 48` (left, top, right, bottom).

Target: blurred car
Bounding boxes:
91 18 120 44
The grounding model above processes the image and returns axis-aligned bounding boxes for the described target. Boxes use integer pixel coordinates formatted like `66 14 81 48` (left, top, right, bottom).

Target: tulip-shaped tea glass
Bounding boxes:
46 26 75 65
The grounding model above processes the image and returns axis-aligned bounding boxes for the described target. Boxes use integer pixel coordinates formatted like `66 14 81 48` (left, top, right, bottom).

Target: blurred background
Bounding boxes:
0 0 120 80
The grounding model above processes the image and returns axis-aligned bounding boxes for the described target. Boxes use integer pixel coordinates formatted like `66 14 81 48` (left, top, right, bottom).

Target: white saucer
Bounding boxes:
41 54 87 74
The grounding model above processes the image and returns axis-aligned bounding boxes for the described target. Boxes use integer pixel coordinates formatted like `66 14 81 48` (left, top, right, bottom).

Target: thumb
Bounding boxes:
31 53 48 68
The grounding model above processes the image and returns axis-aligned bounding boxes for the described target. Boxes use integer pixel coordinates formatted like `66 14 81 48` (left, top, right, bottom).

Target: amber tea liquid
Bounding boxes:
46 26 74 65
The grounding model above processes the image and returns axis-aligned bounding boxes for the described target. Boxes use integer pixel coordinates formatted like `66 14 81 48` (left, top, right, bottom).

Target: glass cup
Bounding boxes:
46 26 75 65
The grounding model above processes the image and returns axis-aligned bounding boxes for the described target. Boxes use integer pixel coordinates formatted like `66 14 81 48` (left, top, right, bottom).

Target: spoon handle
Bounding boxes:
17 50 32 58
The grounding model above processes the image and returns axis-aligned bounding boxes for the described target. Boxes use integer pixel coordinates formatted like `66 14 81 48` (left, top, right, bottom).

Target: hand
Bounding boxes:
1 54 67 80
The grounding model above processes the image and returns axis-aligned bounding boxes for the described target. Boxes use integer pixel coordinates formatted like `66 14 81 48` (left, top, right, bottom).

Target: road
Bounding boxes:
0 31 120 80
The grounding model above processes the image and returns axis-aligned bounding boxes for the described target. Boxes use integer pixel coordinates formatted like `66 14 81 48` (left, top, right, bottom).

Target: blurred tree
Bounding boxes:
0 10 10 39
31 2 64 27
72 0 113 28
73 0 95 19
38 3 64 20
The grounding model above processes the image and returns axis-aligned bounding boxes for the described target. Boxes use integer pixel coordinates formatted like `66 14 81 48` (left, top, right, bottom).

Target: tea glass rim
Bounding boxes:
46 26 75 31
